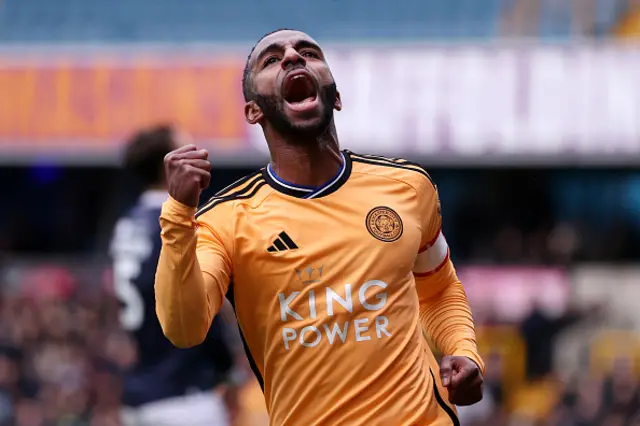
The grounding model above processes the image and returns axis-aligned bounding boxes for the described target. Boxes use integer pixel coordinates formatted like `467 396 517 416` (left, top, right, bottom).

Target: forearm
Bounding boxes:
419 280 485 373
155 198 222 348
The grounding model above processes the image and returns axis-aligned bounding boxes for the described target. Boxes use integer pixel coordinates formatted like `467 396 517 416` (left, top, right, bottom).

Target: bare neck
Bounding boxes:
267 125 342 188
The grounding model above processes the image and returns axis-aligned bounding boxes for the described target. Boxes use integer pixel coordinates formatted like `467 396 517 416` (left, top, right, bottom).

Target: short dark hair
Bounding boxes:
242 28 296 102
123 124 175 188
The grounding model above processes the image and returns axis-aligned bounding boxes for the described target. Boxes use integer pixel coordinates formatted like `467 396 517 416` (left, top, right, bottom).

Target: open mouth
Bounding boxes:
283 71 318 107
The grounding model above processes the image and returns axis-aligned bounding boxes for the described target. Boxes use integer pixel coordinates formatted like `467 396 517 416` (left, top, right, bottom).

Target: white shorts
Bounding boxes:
121 391 228 426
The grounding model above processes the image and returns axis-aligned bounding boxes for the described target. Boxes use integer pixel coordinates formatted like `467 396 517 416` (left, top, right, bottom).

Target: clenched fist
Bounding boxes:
440 356 484 406
164 145 211 207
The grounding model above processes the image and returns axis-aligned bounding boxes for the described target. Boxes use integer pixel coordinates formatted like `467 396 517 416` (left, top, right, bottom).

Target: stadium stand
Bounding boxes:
502 0 627 37
1 0 503 42
0 0 629 42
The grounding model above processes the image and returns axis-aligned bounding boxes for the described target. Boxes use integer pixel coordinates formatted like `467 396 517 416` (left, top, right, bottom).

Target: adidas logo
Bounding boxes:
267 232 299 253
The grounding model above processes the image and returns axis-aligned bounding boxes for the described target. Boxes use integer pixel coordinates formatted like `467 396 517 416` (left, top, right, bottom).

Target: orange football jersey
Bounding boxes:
155 151 483 426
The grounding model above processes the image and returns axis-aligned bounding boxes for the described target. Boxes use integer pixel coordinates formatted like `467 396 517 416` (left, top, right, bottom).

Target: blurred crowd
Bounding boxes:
0 264 268 426
465 353 640 426
0 266 128 426
460 308 640 426
0 261 636 425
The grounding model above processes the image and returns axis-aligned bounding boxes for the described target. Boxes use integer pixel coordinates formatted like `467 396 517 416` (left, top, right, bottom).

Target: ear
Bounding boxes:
244 101 263 125
334 90 342 111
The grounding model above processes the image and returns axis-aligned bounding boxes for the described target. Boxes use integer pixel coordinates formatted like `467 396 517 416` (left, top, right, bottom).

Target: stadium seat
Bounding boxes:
0 0 625 42
539 0 574 38
0 0 504 42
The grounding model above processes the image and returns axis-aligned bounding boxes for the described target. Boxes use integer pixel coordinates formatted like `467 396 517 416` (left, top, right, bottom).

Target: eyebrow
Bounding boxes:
254 39 323 66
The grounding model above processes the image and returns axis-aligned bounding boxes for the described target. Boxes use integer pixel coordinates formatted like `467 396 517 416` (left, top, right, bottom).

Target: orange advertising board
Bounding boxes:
0 54 248 154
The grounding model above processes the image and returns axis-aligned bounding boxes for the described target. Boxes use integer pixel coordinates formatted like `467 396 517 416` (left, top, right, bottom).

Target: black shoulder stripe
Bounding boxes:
213 169 263 198
196 178 266 218
350 155 434 186
349 151 428 172
199 174 264 212
348 151 410 164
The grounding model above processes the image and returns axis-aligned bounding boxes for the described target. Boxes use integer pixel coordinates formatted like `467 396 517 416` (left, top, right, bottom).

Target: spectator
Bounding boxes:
520 303 598 380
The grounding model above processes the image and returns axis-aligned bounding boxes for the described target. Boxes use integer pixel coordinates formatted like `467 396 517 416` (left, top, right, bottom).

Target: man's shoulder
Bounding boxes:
346 150 436 193
196 168 270 221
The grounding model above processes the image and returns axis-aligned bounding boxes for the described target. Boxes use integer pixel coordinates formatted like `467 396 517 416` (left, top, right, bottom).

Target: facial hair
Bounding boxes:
254 82 337 140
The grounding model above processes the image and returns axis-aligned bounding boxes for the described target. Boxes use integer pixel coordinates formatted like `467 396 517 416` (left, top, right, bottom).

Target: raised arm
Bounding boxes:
154 145 232 348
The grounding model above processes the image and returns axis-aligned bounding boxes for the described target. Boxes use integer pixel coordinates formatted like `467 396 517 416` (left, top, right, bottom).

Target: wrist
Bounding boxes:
162 196 198 225
452 349 485 374
465 357 481 371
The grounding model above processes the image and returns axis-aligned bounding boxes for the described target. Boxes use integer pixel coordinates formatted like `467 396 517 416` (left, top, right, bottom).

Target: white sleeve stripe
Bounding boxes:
413 231 449 274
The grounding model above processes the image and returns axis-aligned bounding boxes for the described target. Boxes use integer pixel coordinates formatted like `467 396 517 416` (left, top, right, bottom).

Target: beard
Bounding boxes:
254 82 338 140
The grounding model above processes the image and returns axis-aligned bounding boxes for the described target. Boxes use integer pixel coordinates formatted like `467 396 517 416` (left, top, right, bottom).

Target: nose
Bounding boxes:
281 47 306 70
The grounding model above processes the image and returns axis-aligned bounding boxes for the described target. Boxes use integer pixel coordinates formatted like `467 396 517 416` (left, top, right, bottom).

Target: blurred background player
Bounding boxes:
110 125 243 426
